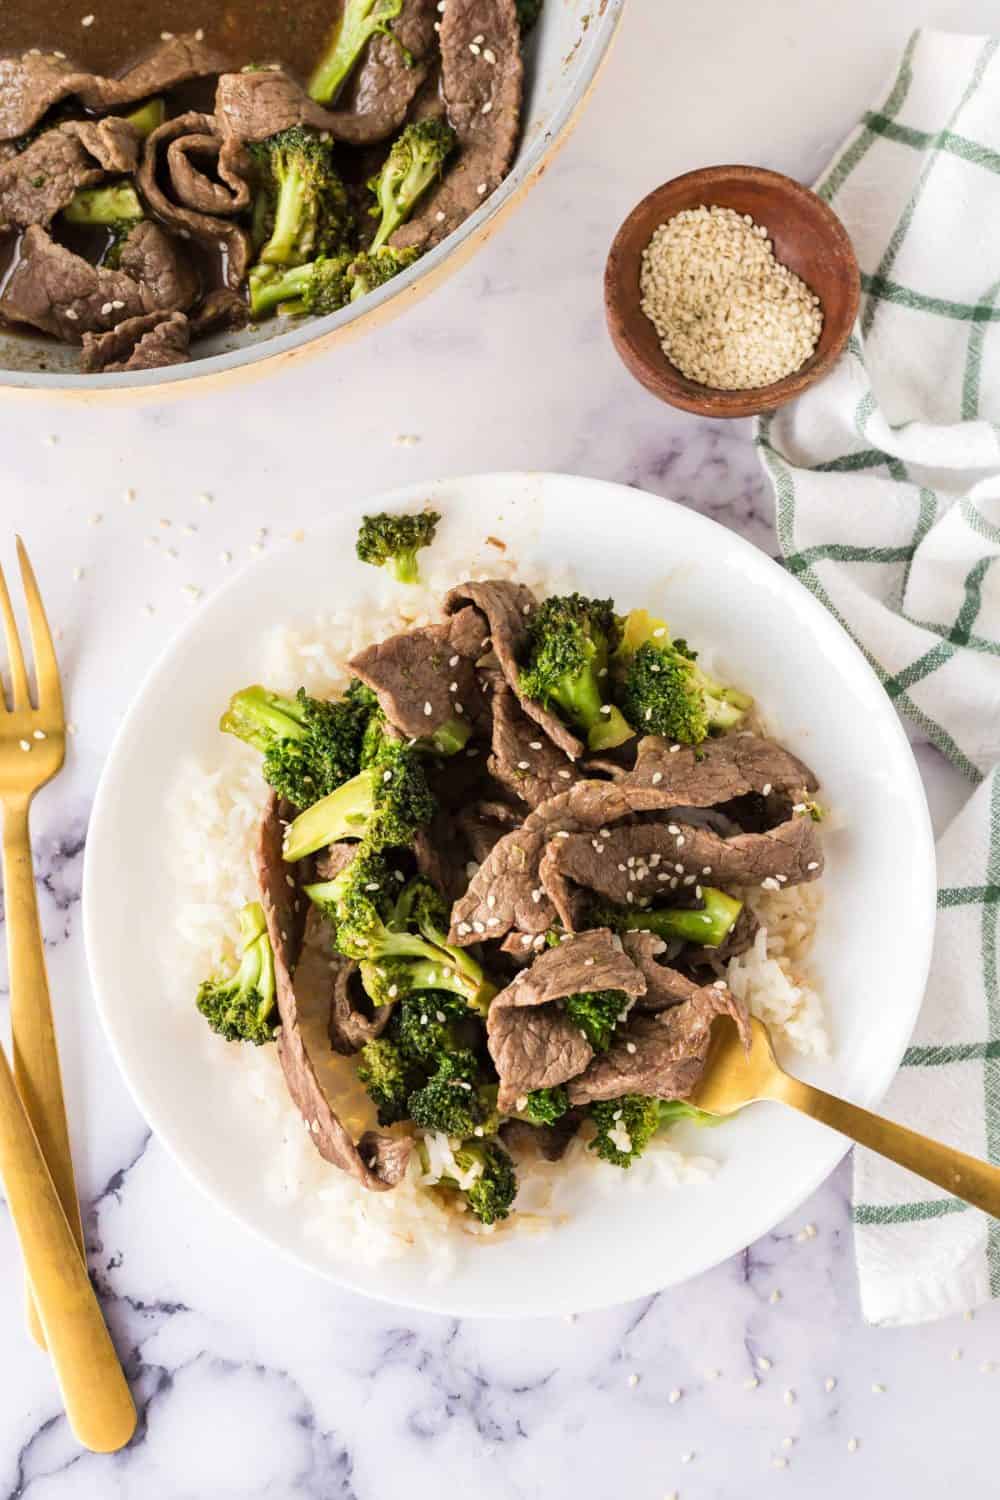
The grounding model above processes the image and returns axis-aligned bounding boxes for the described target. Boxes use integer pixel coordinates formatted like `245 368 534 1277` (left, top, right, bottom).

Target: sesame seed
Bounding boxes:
81 12 94 24
770 1289 782 1304
72 566 84 581
757 1356 772 1371
847 1438 859 1454
457 922 471 935
472 921 485 934
529 741 543 749
220 551 232 564
981 1361 996 1373
627 1373 640 1389
194 26 204 39
772 1457 788 1470
517 760 530 770
64 308 78 320
625 1042 637 1054
668 824 680 835
669 744 681 753
123 487 136 503
783 1389 795 1406
483 46 496 62
651 771 663 785
199 492 214 505
481 101 493 114
951 1348 963 1361
469 41 481 54
668 1388 681 1404
806 861 820 871
423 701 433 716
744 1376 759 1390
161 29 174 39
871 1383 885 1395
681 1453 694 1465
824 1377 836 1392
18 739 31 752
32 730 46 741
183 584 202 600
477 182 487 195
100 301 113 316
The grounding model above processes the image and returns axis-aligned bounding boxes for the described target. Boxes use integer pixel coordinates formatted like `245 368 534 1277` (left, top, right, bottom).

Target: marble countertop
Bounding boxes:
2 0 998 1494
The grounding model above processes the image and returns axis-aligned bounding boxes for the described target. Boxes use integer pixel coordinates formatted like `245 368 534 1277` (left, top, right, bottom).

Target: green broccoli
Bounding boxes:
515 0 544 29
309 0 410 105
589 1095 717 1168
220 682 372 807
361 693 468 761
248 126 353 271
595 887 743 949
453 1140 517 1224
563 989 630 1053
393 990 474 1063
249 253 354 319
348 245 421 299
519 1086 570 1126
407 1051 497 1135
518 592 633 752
284 738 435 859
305 861 495 1011
356 508 441 584
356 1036 418 1124
614 608 752 744
196 902 277 1045
394 877 495 1015
368 119 456 250
62 182 144 227
123 97 166 136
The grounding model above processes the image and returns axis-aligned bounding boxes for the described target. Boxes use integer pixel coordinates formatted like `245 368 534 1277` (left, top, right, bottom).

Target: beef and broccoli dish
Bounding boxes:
0 0 537 373
193 511 826 1231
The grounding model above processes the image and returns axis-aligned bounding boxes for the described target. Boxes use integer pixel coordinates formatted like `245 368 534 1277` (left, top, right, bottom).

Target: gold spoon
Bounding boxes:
691 1016 1000 1215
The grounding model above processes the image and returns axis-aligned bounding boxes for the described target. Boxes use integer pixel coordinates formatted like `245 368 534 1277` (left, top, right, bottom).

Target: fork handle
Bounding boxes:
0 1037 135 1450
3 798 85 1348
772 1073 1000 1217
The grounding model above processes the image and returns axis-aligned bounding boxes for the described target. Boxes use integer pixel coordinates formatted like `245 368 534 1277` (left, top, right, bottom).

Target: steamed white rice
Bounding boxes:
166 556 828 1264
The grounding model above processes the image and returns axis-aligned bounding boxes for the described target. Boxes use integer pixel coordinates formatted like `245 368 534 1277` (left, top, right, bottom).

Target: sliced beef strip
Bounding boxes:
255 793 410 1191
117 221 199 313
392 0 523 252
550 814 824 902
0 36 230 141
165 131 252 217
345 0 440 139
1 225 147 343
413 812 469 905
567 976 750 1106
444 579 584 760
500 1110 582 1162
455 798 522 864
627 734 819 812
347 607 486 740
79 309 190 373
621 931 702 1012
138 112 250 289
315 843 360 882
489 684 582 809
188 286 251 338
449 778 634 944
487 930 645 1110
0 117 139 231
215 65 421 153
292 908 392 1055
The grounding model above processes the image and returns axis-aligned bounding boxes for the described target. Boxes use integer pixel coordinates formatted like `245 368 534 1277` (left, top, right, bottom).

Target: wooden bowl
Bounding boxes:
604 165 860 419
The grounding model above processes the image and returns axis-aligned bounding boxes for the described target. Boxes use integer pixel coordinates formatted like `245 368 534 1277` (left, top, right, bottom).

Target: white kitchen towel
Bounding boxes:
755 28 1000 1326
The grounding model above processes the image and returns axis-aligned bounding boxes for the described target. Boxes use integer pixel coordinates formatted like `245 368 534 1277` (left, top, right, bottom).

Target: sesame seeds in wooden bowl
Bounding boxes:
604 165 860 419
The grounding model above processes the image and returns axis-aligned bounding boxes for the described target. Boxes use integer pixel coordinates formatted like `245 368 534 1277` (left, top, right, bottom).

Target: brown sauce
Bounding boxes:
0 0 344 88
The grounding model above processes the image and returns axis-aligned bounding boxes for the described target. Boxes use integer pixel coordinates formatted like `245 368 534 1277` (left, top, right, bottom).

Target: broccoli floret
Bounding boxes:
360 693 468 763
614 608 753 744
453 1140 517 1224
305 863 494 1010
589 1095 717 1168
355 508 440 584
249 253 354 319
595 888 743 949
284 739 435 859
515 0 544 29
349 245 422 299
62 182 144 227
196 902 276 1044
407 1050 494 1135
123 97 166 136
357 1037 417 1124
519 593 633 752
248 126 353 271
394 990 472 1062
220 683 372 807
563 989 630 1053
519 1086 569 1126
309 0 410 105
368 119 456 251
395 877 496 1015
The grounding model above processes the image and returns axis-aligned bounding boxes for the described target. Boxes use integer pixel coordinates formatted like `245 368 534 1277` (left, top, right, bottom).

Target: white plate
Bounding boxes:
83 473 936 1317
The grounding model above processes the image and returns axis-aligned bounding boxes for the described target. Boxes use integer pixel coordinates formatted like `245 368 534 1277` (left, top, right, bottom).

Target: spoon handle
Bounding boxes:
770 1072 1000 1217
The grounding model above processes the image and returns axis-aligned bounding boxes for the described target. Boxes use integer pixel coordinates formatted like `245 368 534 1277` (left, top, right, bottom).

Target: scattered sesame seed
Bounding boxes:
783 1389 795 1406
517 759 530 770
64 308 78 320
951 1348 963 1361
66 722 77 736
681 1452 694 1465
806 861 820 871
18 739 31 752
668 1388 681 1404
772 1457 788 1470
627 1373 640 1389
981 1361 996 1373
481 100 493 114
142 603 155 616
72 566 84 581
100 301 113 316
183 584 202 600
199 492 214 505
651 771 663 785
476 182 488 195
483 46 496 62
81 13 94 24
762 783 773 796
469 41 481 54
88 512 102 525
964 1309 975 1322
625 1041 637 1054
669 743 681 753
32 730 46 741
744 1376 759 1390
161 29 174 39
824 1377 836 1393
770 1289 782 1304
705 1368 720 1381
423 701 433 716
194 26 204 39
871 1383 885 1395
220 550 232 564
123 487 136 503
847 1438 859 1454
781 1437 794 1450
758 1356 772 1371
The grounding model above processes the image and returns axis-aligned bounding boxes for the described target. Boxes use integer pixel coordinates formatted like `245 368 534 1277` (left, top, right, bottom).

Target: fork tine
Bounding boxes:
0 555 31 712
16 538 63 719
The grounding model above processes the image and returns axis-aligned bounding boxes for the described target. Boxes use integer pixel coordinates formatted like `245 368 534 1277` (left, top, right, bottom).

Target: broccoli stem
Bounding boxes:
618 887 743 947
428 715 471 756
284 768 378 859
62 182 144 226
308 0 406 105
123 98 166 136
219 685 309 752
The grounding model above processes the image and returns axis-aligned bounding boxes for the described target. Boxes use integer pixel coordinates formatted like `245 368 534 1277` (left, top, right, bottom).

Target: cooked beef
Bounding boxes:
215 63 427 152
392 0 523 251
314 843 359 882
489 684 582 809
500 1110 582 1161
550 814 824 899
0 118 139 231
685 904 759 968
486 930 645 1109
292 907 392 1055
0 225 147 343
255 793 410 1190
444 578 584 759
0 36 229 142
79 309 190 373
188 287 251 338
627 734 819 811
345 0 441 141
567 976 750 1106
347 607 485 739
138 112 251 289
455 798 522 864
621 931 702 1011
117 221 199 313
165 129 252 218
413 812 469 905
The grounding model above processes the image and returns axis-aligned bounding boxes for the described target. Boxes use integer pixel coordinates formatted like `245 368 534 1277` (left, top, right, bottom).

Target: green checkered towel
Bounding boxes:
756 29 1000 1326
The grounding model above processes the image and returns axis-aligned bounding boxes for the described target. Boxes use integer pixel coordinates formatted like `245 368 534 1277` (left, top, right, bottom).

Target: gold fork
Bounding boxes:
693 1015 1000 1215
0 540 84 1347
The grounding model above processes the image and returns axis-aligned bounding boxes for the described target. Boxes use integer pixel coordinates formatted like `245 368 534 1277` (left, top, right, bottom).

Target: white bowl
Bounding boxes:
83 472 936 1316
0 3 623 397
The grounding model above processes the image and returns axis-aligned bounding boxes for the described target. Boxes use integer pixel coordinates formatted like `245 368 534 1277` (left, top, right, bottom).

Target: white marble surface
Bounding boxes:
1 0 998 1493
